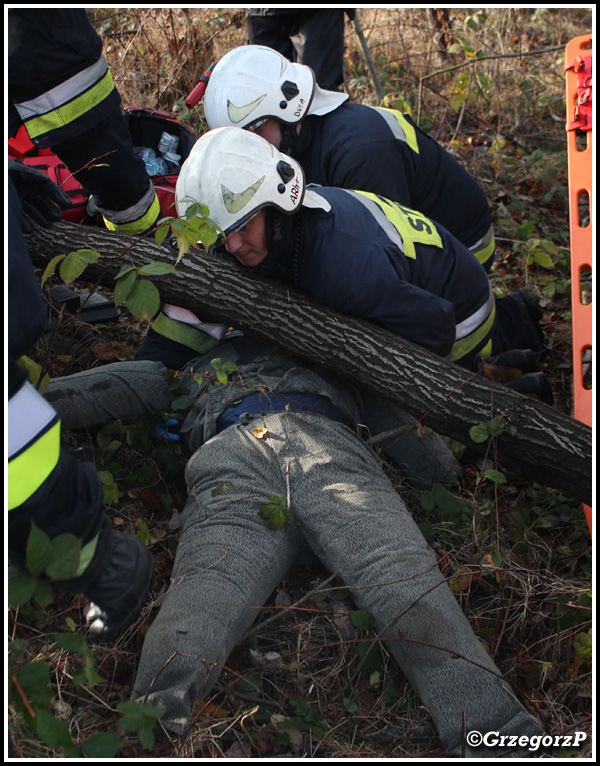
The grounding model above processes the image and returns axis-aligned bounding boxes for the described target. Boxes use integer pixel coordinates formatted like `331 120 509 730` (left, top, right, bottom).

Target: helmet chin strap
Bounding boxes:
265 207 284 245
279 123 299 156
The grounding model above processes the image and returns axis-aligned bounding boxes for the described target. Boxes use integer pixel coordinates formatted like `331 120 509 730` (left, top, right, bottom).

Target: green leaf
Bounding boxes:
483 468 508 484
26 521 51 578
115 265 136 280
357 640 384 673
170 394 191 410
154 223 171 247
183 201 210 220
33 578 54 608
118 715 140 733
138 261 177 276
420 490 435 512
117 699 166 719
259 495 292 530
175 236 191 265
533 250 555 269
80 732 122 758
432 483 458 514
289 694 309 717
53 632 93 660
59 249 100 285
169 218 187 235
268 507 290 530
16 660 51 689
469 423 490 443
98 470 119 505
574 629 592 661
138 719 156 749
8 567 36 606
114 269 137 306
186 217 220 249
351 609 375 631
35 709 73 749
41 254 66 287
136 518 152 546
45 534 81 581
516 221 536 240
83 666 104 687
125 278 160 321
17 355 51 392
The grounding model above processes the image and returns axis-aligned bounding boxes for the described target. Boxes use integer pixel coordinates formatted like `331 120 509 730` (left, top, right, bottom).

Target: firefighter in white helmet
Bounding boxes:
172 127 547 385
202 44 496 272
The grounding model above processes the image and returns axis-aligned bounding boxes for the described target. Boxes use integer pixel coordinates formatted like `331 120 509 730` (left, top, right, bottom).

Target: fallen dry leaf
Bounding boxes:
252 427 269 439
91 343 120 361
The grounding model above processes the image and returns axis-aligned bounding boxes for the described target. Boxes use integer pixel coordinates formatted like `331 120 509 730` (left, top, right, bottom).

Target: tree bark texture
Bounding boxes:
24 221 592 506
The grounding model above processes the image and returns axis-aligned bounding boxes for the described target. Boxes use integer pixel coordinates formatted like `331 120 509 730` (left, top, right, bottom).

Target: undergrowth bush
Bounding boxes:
8 7 593 759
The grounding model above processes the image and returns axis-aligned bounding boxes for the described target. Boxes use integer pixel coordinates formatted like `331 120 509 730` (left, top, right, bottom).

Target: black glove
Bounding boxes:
8 159 72 230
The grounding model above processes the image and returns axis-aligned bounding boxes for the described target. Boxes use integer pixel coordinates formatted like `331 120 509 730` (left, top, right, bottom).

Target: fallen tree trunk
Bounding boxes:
25 221 592 506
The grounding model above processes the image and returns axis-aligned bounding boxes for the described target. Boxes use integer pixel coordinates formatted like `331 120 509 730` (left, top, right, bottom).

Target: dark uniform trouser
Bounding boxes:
247 9 347 91
8 178 106 577
8 8 159 234
132 411 542 755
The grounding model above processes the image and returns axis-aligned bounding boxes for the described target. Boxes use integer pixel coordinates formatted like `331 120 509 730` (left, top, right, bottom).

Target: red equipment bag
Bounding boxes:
7 107 197 224
8 126 92 224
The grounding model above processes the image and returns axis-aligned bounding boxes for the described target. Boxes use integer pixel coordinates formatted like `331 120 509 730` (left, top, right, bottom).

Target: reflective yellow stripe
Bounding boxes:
374 107 420 153
152 312 220 354
451 303 496 362
103 194 161 235
354 191 442 258
25 69 115 140
471 233 496 267
8 421 61 510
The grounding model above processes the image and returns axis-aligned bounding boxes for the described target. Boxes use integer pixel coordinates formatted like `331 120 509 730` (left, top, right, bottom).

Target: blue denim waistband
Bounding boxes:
216 392 348 433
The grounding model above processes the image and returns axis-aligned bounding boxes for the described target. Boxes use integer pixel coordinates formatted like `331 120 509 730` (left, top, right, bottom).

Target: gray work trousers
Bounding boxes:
131 412 541 755
45 362 540 755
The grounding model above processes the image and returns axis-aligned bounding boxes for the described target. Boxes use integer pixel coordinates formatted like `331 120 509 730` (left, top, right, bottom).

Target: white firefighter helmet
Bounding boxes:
176 127 307 235
203 45 348 131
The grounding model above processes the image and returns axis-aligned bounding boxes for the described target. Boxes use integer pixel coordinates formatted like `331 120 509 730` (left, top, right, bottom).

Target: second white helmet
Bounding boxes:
175 127 306 235
203 45 347 131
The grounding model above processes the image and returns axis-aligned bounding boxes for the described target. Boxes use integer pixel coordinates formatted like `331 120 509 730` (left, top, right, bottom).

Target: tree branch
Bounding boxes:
24 221 592 506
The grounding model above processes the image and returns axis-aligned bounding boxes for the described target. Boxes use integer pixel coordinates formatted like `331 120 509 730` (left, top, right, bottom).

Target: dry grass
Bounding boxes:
9 7 593 759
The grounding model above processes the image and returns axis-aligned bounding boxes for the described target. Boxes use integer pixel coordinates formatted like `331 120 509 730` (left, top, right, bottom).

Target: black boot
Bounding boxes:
509 287 546 353
494 288 546 355
83 532 154 640
481 348 539 383
58 524 154 640
505 371 554 406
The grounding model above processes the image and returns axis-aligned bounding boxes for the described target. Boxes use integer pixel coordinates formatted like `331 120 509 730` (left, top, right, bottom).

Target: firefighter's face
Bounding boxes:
248 118 282 149
224 209 268 267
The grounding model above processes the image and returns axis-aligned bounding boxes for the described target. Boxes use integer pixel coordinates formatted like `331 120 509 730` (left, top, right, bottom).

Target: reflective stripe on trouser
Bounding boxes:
8 381 61 510
151 314 221 355
100 183 161 235
468 223 496 272
132 411 542 752
14 56 115 142
8 380 100 576
451 283 495 364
